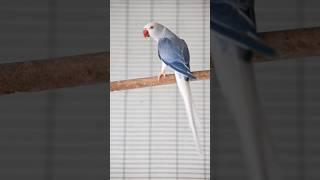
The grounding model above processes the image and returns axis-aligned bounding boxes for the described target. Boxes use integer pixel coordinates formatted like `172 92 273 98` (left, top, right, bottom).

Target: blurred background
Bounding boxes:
0 0 107 179
110 0 210 179
213 0 320 179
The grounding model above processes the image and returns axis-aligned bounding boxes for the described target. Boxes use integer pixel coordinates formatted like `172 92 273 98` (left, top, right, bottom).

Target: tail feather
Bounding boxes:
212 33 282 180
175 72 203 157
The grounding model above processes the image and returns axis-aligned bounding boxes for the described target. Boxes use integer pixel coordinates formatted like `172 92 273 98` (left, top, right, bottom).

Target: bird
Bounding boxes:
143 21 203 157
211 0 282 180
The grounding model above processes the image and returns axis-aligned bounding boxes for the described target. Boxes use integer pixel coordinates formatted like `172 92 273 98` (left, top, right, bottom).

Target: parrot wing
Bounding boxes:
158 38 196 80
211 1 276 57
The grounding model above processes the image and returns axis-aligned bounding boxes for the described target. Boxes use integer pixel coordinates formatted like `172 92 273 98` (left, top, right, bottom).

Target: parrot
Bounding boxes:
143 22 203 157
211 0 282 180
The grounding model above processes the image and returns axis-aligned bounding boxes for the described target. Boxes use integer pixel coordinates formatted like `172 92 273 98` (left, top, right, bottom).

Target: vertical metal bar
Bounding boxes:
148 1 154 179
122 0 130 179
175 0 180 179
296 0 305 179
44 0 57 179
202 0 208 179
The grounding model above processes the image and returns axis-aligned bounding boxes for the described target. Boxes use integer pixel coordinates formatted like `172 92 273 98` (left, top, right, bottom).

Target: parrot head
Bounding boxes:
143 22 165 41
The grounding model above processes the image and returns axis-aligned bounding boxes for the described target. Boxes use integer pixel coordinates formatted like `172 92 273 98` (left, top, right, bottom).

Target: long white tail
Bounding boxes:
212 33 282 180
175 72 203 157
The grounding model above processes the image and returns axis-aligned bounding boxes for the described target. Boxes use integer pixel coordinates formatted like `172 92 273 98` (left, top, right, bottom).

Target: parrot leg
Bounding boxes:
157 70 166 81
158 62 167 81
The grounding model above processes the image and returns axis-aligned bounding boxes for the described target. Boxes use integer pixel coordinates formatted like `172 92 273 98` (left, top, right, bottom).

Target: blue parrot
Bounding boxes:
143 22 203 157
211 0 282 180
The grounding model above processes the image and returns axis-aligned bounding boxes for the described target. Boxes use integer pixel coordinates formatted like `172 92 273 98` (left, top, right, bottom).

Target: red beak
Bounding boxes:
143 29 150 38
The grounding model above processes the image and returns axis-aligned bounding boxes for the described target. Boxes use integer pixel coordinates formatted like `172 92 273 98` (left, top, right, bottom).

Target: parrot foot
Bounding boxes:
158 71 166 82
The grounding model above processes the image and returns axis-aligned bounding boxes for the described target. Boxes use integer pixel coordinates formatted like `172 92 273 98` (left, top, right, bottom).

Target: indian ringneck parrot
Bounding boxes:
212 0 282 180
143 22 203 157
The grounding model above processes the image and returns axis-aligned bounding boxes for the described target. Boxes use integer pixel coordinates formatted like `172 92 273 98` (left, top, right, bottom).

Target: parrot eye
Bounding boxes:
150 26 154 29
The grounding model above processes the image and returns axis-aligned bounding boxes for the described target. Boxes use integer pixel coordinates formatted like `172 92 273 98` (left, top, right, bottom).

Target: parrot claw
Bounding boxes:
158 71 166 82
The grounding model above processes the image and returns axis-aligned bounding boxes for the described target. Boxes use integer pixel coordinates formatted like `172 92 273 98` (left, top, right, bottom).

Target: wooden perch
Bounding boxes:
111 70 209 92
0 27 319 95
0 52 108 95
254 27 320 61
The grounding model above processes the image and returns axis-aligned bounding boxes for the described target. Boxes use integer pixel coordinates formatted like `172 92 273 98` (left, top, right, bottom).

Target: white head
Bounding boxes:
143 22 166 41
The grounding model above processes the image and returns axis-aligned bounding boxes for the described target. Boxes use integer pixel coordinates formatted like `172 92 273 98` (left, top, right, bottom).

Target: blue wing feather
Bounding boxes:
211 0 276 57
158 38 196 80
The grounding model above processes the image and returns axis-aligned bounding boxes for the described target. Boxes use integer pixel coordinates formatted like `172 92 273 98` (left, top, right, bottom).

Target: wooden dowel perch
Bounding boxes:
254 27 320 61
111 70 209 92
0 27 319 95
0 52 108 95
